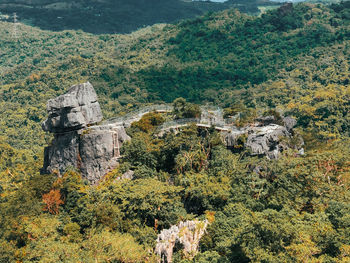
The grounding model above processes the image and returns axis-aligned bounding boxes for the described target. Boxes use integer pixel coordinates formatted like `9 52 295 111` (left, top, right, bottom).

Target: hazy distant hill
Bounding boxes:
0 0 279 34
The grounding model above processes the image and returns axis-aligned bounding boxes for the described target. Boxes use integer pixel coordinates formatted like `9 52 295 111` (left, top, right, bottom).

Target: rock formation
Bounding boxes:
42 82 102 133
78 124 130 183
41 82 130 184
155 220 209 263
245 124 292 159
41 83 302 181
224 116 303 159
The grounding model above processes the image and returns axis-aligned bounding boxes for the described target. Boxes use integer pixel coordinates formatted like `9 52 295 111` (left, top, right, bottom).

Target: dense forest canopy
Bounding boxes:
0 1 349 262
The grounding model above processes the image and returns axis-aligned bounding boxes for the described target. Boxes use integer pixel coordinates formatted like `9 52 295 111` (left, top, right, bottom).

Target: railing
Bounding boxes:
157 118 231 132
102 103 233 131
200 105 222 112
102 104 173 125
200 118 226 127
157 118 201 131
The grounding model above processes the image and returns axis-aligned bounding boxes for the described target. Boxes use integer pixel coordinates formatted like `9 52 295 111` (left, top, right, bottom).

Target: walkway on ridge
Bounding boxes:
102 104 235 133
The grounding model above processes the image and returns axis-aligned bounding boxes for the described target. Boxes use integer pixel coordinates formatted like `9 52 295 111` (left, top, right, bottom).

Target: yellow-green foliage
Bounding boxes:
131 112 165 133
0 2 350 262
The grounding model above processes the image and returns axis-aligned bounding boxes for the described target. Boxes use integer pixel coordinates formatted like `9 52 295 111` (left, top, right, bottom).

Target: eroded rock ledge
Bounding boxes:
155 219 209 263
41 82 130 184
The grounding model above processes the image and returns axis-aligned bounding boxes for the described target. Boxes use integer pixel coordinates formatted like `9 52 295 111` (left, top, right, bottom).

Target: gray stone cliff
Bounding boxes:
41 82 130 184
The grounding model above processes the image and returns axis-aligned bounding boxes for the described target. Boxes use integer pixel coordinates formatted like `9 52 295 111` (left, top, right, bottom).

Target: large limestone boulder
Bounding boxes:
42 131 80 175
224 128 246 148
155 220 209 263
42 82 103 133
41 82 130 184
41 124 130 184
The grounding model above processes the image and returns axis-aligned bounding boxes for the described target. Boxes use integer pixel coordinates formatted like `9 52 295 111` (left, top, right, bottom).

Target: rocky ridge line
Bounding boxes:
41 82 303 184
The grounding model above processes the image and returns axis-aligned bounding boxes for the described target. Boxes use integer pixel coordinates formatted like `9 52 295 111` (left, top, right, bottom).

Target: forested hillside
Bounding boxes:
1 1 349 152
0 2 349 262
0 0 279 34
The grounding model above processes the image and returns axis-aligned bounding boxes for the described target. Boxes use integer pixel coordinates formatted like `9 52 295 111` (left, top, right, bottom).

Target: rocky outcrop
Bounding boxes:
41 83 302 180
42 82 102 133
41 82 130 184
42 131 80 176
283 116 297 132
224 117 303 159
78 125 130 183
245 124 292 159
155 220 209 263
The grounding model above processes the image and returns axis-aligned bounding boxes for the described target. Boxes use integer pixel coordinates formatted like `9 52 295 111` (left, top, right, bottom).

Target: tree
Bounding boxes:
121 134 157 168
173 98 201 119
82 229 152 263
42 189 64 215
131 112 165 133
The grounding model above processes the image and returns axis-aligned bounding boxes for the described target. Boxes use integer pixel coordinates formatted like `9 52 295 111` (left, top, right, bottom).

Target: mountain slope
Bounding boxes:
0 0 279 34
0 2 349 152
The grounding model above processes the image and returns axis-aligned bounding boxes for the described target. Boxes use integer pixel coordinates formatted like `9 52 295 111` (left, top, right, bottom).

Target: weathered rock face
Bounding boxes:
224 118 303 159
42 131 80 175
155 220 209 263
79 125 130 184
246 124 291 159
42 82 103 133
41 83 130 184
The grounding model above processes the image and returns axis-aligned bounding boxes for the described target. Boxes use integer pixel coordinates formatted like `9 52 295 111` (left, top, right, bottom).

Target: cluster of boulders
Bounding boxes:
224 115 304 159
41 82 130 184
